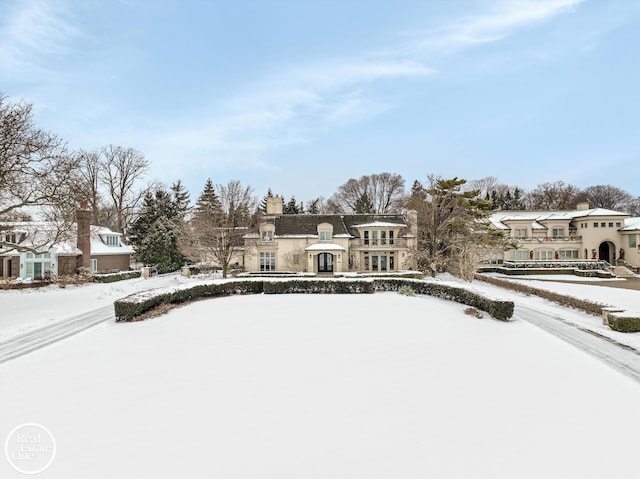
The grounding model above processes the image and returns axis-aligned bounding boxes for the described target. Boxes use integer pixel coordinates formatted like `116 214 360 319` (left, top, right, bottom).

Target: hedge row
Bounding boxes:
475 274 605 316
93 271 142 283
607 315 640 333
263 279 375 294
374 279 514 321
114 281 263 321
114 278 515 322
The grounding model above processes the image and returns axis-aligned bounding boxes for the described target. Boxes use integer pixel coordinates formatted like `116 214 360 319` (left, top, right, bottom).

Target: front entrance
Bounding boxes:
318 253 333 273
599 241 616 264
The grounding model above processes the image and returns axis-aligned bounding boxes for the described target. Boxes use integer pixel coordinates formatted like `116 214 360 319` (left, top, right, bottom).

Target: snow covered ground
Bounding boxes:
2 285 640 478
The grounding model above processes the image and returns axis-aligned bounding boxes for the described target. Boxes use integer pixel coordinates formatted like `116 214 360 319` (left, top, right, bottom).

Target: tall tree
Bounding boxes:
0 93 79 253
524 181 580 210
100 144 151 233
283 196 303 214
582 185 635 212
190 180 257 278
414 176 504 280
328 172 406 214
128 187 185 272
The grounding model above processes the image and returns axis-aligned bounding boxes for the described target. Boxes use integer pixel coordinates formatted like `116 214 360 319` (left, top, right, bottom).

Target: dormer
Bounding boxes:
259 223 275 242
317 223 333 242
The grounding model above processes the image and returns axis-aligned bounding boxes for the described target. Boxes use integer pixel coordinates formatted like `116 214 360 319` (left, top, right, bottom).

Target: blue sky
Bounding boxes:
1 0 638 204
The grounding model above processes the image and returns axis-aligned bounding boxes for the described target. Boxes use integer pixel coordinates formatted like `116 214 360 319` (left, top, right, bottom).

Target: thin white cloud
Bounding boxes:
0 0 82 76
404 0 585 52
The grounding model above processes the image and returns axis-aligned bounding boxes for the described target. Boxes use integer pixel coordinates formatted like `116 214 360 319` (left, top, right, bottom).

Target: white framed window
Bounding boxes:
508 249 530 260
552 228 564 238
558 250 579 260
260 252 276 271
534 249 554 261
515 228 527 238
371 231 378 246
319 230 331 241
91 259 98 272
261 230 273 242
106 235 119 246
630 235 637 248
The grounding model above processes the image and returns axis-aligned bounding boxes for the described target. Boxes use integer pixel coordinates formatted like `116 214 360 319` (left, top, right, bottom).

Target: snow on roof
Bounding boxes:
490 208 630 230
621 217 640 231
305 243 346 251
352 221 406 228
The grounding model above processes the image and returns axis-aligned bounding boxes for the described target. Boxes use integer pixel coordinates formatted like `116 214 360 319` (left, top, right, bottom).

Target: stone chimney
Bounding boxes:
76 205 92 270
576 202 590 211
407 209 418 237
266 196 284 215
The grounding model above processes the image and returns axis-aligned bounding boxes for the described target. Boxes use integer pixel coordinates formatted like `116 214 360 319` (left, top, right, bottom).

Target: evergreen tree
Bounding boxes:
171 180 191 217
129 187 185 272
307 198 320 214
193 178 222 220
283 195 303 214
259 188 274 213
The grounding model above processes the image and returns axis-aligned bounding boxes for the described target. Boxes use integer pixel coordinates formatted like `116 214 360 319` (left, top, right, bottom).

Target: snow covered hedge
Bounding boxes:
114 278 514 322
93 271 142 283
114 281 264 321
607 315 640 333
374 279 514 321
263 279 375 294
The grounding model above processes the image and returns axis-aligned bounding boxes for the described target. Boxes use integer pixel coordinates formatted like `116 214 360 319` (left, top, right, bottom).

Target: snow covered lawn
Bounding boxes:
2 293 640 478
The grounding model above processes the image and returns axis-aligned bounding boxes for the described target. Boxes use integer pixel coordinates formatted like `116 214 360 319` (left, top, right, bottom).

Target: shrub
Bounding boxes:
398 285 416 296
93 271 142 283
607 315 640 333
263 279 375 294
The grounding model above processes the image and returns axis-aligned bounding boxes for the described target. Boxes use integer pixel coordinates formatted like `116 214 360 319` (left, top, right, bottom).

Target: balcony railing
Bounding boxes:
514 235 582 242
351 239 409 248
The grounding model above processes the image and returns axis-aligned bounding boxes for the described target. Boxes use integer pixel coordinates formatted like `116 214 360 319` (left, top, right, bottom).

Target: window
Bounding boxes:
389 231 394 245
630 235 638 248
594 222 599 228
381 231 387 245
319 230 331 241
106 235 119 246
608 222 614 228
515 228 527 238
91 259 98 272
371 231 378 246
552 228 564 238
601 222 606 228
292 254 300 265
261 230 273 242
364 253 369 270
364 231 369 246
616 222 622 228
558 250 579 260
259 252 276 271
533 250 554 261
508 250 530 260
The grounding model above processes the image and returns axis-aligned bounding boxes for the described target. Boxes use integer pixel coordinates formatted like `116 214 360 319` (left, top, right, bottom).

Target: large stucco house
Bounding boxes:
489 203 640 271
242 197 418 274
0 208 134 280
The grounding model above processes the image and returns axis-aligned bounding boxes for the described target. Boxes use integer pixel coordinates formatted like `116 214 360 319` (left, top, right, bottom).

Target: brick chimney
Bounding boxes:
76 204 92 270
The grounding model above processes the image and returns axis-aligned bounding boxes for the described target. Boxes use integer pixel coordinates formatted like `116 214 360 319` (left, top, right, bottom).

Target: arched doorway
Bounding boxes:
318 253 333 273
598 241 616 264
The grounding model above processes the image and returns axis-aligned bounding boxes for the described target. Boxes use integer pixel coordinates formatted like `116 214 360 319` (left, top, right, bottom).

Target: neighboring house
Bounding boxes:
0 209 134 280
489 202 640 270
243 197 417 274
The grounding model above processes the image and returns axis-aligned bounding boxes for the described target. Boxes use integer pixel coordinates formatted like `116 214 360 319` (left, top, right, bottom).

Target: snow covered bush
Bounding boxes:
397 286 416 296
93 271 142 283
607 315 640 333
263 279 375 294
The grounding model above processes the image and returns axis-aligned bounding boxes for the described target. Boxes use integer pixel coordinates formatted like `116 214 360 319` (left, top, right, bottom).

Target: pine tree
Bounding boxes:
171 180 191 218
283 195 303 214
193 179 222 220
259 188 274 213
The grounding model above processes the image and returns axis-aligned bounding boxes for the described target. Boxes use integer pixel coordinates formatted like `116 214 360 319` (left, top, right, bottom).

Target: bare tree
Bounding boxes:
582 185 635 212
0 93 79 253
328 172 406 213
191 180 257 278
100 144 151 233
524 181 581 210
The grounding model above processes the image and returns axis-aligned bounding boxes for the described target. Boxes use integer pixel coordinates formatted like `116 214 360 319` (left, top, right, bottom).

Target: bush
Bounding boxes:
398 285 416 296
374 279 514 321
263 279 375 294
93 271 142 283
607 315 640 333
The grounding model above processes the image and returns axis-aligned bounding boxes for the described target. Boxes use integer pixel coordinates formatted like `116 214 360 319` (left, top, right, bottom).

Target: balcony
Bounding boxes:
256 241 278 248
514 235 582 243
351 239 409 249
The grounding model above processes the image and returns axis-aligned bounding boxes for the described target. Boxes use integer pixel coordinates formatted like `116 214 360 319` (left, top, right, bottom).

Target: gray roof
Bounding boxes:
268 214 408 238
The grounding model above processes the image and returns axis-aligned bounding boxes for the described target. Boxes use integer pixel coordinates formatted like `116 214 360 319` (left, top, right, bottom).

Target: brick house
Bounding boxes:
0 209 134 280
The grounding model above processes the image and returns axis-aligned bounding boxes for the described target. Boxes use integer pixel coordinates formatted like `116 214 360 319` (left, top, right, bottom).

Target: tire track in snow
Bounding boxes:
0 305 114 364
515 304 640 384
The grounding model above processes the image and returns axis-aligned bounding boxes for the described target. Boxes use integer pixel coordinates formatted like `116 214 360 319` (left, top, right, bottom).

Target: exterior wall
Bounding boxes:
620 232 640 266
0 255 20 278
577 216 626 262
58 256 78 276
93 254 132 273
